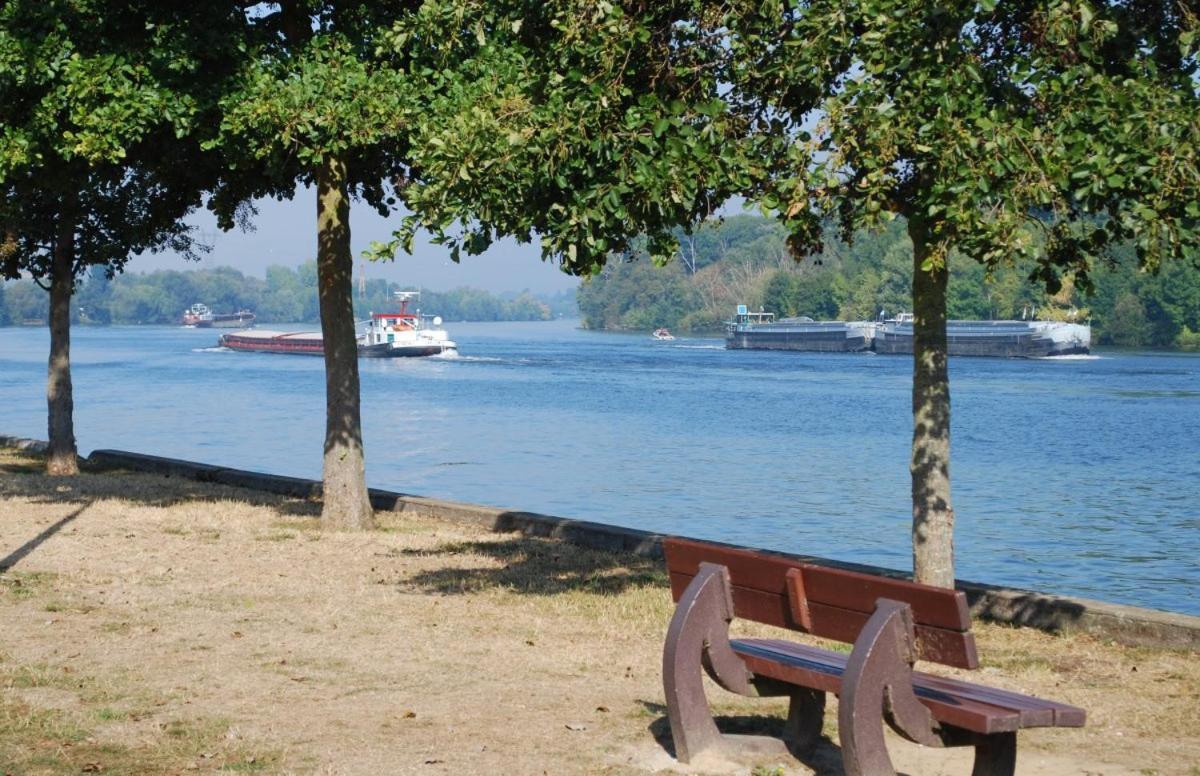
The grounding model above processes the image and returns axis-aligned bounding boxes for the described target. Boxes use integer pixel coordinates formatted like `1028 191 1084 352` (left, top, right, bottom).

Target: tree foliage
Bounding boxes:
0 1 236 281
377 0 754 273
729 0 1199 284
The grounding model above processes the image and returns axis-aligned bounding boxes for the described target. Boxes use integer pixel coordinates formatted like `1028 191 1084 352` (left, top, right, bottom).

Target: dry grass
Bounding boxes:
1 448 1198 775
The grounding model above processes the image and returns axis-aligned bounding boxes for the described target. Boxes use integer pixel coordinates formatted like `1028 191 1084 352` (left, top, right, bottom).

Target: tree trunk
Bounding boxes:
46 210 79 476
315 155 374 529
908 217 954 587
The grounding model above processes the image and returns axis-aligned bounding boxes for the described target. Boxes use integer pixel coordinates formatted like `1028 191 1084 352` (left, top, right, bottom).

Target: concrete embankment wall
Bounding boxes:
3 434 1197 650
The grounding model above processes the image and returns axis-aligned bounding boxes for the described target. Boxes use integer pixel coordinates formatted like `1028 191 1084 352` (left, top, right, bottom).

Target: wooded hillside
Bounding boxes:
577 215 1200 350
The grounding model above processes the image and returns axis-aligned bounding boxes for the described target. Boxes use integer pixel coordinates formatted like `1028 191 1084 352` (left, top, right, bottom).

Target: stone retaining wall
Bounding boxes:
4 435 1197 649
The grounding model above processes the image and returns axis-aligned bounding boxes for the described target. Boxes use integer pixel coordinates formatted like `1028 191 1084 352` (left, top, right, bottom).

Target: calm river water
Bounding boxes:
1 320 1197 614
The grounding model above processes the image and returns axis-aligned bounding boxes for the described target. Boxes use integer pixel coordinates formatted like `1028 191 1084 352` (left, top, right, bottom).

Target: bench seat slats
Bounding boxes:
914 673 1087 728
669 570 980 669
664 538 970 631
732 639 1085 734
733 639 1017 734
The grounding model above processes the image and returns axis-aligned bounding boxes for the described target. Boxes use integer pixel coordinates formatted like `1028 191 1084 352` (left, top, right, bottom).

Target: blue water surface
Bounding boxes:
1 320 1197 614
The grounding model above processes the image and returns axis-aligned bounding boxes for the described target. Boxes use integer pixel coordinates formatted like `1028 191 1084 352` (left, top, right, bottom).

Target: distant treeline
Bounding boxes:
0 261 577 326
577 215 1200 350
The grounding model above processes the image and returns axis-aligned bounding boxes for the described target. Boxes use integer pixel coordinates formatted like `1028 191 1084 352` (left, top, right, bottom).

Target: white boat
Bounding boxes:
653 328 676 341
356 292 457 358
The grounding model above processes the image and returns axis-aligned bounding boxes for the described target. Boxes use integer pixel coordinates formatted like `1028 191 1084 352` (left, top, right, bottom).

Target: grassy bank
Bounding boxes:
2 449 1197 774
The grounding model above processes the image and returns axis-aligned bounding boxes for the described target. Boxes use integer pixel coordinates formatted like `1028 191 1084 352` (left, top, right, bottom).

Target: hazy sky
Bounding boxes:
130 186 581 295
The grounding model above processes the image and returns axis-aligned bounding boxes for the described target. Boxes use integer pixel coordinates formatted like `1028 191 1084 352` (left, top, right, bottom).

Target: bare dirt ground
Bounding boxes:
1 448 1197 775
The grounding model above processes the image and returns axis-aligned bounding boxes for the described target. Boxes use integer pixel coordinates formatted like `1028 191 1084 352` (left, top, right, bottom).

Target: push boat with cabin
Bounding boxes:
218 292 457 358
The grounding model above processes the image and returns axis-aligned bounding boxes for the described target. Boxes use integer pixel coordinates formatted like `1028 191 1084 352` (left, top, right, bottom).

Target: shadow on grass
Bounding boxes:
0 452 306 512
638 700 850 774
398 536 667 597
0 503 90 572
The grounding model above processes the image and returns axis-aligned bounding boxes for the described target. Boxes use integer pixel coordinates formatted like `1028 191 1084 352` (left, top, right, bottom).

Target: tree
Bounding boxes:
725 0 1200 585
0 1 236 474
1105 294 1152 347
210 1 425 529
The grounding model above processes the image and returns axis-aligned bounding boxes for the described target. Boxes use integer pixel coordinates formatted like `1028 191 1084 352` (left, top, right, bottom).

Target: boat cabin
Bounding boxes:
730 304 775 327
360 291 442 347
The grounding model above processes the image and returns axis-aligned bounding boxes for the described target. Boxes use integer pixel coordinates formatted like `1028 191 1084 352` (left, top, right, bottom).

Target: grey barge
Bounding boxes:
726 308 874 352
872 314 1091 358
726 308 1091 358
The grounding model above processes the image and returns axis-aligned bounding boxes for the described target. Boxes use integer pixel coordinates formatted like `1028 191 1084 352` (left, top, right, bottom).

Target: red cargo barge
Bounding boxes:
218 330 324 355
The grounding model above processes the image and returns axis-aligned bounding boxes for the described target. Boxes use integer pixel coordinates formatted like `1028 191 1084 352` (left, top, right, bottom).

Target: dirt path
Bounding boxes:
1 450 1197 775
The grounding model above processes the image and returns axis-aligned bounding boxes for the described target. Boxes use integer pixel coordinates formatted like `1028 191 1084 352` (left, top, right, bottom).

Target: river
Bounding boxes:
1 320 1197 615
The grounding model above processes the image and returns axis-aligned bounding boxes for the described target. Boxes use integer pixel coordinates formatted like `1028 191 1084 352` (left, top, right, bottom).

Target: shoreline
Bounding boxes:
4 433 1196 650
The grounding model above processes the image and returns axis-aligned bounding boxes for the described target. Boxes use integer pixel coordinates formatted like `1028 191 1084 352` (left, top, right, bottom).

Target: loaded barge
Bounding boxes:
218 292 457 358
727 306 1090 358
725 309 874 352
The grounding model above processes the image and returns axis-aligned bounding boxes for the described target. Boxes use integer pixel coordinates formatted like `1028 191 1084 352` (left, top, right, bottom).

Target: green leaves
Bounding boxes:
1 3 243 282
388 0 751 275
725 0 1199 285
218 33 409 168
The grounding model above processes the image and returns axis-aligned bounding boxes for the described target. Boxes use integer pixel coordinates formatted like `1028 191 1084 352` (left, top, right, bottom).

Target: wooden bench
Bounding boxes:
662 537 1085 775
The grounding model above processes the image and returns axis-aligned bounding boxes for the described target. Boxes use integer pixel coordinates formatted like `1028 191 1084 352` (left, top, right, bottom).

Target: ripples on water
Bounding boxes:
2 320 1197 615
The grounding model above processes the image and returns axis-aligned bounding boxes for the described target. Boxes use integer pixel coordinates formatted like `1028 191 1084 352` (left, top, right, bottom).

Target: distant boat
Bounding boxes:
183 303 256 329
181 303 208 327
652 328 676 341
725 305 1090 357
218 291 456 358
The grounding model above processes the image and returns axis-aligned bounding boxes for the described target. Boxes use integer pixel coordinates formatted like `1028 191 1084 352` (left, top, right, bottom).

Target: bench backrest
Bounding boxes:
664 537 979 670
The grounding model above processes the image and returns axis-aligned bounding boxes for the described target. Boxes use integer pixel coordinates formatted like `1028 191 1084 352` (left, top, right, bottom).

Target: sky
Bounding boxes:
129 186 581 295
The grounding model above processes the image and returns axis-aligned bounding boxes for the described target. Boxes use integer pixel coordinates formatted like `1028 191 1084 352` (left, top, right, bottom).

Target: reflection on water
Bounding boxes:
1 320 1197 615
1112 389 1200 399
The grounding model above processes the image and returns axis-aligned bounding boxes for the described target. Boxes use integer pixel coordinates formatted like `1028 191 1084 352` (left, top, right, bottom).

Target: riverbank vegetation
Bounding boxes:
2 448 1198 773
577 215 1200 351
0 262 573 326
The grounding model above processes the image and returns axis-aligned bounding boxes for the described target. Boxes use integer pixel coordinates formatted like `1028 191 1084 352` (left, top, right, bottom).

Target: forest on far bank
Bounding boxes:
0 261 576 327
577 215 1200 350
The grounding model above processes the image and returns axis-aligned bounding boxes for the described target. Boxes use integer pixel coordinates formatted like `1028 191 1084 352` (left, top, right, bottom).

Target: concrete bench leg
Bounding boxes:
662 562 762 763
782 686 826 755
839 598 943 776
971 731 1016 776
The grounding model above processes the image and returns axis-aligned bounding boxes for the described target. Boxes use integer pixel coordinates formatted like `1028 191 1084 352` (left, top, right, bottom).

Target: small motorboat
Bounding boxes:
652 328 676 341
